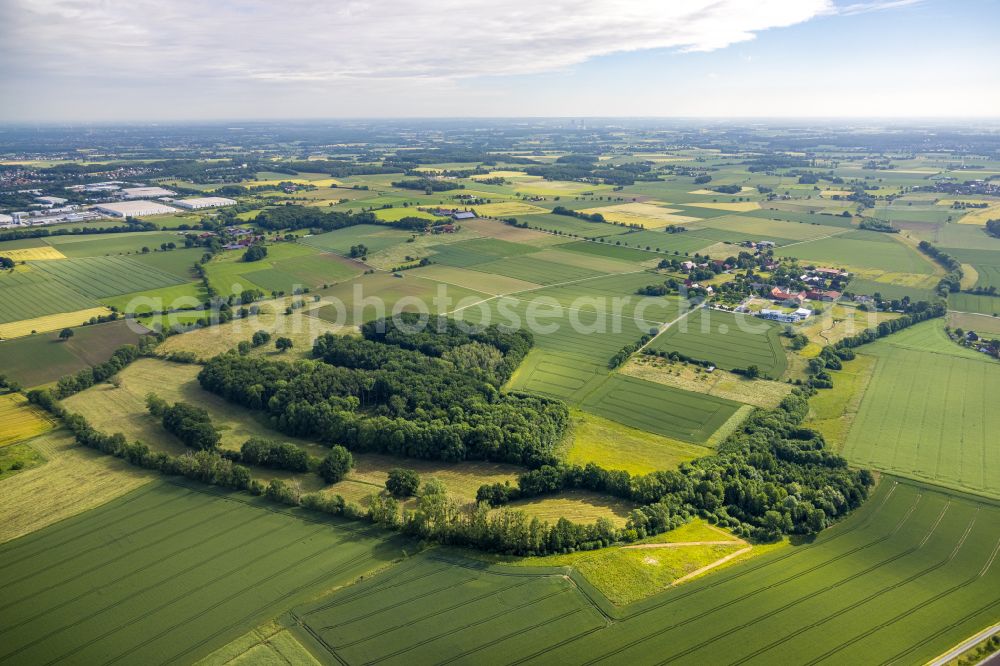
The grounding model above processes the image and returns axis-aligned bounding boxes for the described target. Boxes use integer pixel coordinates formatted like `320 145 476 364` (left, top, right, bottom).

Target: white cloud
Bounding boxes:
1 0 834 83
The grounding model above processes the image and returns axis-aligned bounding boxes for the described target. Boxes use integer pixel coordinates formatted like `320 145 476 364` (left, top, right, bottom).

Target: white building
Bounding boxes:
120 186 176 199
174 197 237 210
0 213 13 226
94 201 178 218
36 196 68 206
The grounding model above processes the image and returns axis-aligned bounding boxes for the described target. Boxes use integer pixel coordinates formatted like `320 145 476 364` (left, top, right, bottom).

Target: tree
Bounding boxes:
251 330 271 347
319 446 354 483
160 402 220 450
275 337 293 352
243 244 268 262
386 468 420 497
59 328 74 341
0 256 14 269
744 365 761 379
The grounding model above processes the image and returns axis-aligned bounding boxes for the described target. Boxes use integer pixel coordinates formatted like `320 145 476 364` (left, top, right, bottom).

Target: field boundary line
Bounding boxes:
670 546 753 586
924 621 1000 666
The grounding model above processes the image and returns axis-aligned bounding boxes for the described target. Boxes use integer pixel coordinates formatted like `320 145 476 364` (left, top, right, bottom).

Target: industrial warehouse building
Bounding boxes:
174 197 237 210
94 201 178 218
120 186 176 198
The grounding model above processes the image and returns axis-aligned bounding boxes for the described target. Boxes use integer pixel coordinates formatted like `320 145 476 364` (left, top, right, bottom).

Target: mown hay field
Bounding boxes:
0 481 411 664
0 431 154 544
0 306 113 339
291 478 1000 665
649 309 788 378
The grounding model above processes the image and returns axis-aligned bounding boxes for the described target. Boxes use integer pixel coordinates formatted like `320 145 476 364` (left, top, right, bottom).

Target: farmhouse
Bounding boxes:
94 200 179 218
174 197 237 210
807 289 842 301
452 211 476 220
813 267 848 278
120 186 176 199
770 287 806 306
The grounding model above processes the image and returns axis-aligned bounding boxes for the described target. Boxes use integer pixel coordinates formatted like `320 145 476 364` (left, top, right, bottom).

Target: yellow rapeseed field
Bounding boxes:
0 246 67 262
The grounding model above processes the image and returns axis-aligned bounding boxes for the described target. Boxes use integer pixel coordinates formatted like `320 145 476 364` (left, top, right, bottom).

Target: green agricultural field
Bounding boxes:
775 232 935 274
842 322 1000 498
557 240 659 262
298 225 413 256
649 309 788 377
515 213 633 239
290 478 1000 666
0 320 148 387
127 247 203 279
596 229 716 255
372 206 438 222
427 237 540 267
468 254 612 285
311 272 491 325
42 231 189 257
0 268 96 323
940 247 1000 290
203 243 318 296
948 292 1000 316
0 481 412 665
693 214 850 242
848 277 937 302
27 255 187 300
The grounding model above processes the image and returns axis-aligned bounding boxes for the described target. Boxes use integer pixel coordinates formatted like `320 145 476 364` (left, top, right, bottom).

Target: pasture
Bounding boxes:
0 319 148 387
649 309 788 377
291 477 1000 665
0 481 412 665
842 322 1000 498
468 253 613 285
203 243 319 296
558 239 660 262
848 276 938 302
604 229 717 254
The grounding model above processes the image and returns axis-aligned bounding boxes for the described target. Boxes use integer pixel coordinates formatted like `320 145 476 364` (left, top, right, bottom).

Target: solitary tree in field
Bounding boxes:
275 337 293 352
386 468 420 498
59 328 74 341
318 446 354 483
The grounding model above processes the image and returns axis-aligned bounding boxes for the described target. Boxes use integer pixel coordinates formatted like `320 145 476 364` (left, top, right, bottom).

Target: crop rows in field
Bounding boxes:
469 254 611 285
293 479 1000 666
843 341 1000 499
775 232 933 274
0 393 55 447
0 481 410 665
558 240 660 262
650 309 788 377
428 237 541 267
28 256 185 300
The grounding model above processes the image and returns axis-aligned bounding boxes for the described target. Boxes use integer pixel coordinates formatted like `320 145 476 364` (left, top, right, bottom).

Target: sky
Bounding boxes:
1 0 998 123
